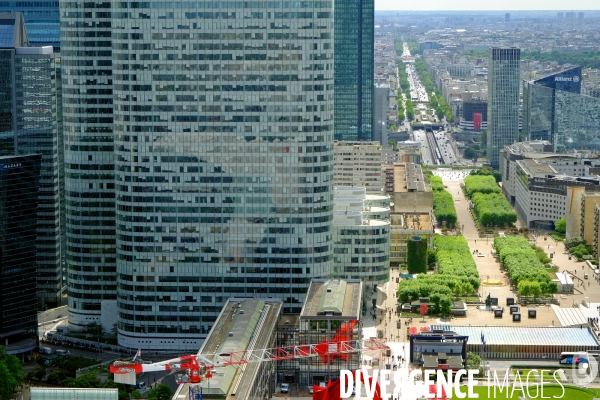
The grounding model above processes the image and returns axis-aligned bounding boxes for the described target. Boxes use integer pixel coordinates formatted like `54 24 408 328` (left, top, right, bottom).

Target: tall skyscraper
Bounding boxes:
487 47 520 168
0 1 60 49
60 1 116 330
0 154 42 356
64 1 335 350
0 13 65 309
334 0 374 141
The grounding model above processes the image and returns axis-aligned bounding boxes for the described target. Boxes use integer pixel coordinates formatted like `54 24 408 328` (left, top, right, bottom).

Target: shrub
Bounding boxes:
564 237 585 250
464 175 501 197
471 192 517 226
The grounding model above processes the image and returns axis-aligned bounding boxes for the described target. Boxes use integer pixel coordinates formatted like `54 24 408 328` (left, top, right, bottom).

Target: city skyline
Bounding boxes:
375 0 600 11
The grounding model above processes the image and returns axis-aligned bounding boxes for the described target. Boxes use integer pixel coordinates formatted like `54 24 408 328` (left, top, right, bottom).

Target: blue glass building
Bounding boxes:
334 0 374 141
0 1 60 49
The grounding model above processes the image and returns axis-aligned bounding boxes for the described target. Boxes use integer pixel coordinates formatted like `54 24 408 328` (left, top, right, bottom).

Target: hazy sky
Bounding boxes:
375 0 599 11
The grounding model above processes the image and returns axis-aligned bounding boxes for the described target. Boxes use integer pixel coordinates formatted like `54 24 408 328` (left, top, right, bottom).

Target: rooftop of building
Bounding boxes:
175 298 283 400
390 212 433 231
334 141 381 147
519 158 557 175
449 326 598 347
393 162 426 193
300 279 362 321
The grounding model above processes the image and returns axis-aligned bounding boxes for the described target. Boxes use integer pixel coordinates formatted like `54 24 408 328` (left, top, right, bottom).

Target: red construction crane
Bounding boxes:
110 338 389 385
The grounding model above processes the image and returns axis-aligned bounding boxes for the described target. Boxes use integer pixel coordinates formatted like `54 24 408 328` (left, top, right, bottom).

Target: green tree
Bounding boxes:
480 130 487 147
555 216 566 233
463 147 477 159
407 239 428 274
518 280 532 297
67 372 100 388
147 384 173 400
466 352 483 377
0 346 25 400
427 250 437 269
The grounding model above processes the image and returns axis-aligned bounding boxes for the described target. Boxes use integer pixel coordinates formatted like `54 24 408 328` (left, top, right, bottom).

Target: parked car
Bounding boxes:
281 383 289 393
40 347 52 355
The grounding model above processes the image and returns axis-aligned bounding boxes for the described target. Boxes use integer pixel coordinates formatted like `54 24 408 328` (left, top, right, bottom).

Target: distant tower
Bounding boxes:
487 48 521 168
505 13 510 22
557 12 564 21
578 12 585 20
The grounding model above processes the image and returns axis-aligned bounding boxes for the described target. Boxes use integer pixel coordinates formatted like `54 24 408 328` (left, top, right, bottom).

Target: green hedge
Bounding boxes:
399 236 479 306
464 175 501 197
471 192 517 226
494 236 552 287
407 239 428 274
431 176 457 225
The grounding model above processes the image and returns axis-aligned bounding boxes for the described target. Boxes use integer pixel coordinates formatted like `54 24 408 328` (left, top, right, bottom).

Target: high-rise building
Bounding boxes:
373 84 389 144
523 67 600 152
505 13 510 22
333 141 382 194
60 1 116 330
487 47 520 168
0 154 42 356
0 1 60 49
0 13 65 309
62 1 335 350
334 0 374 141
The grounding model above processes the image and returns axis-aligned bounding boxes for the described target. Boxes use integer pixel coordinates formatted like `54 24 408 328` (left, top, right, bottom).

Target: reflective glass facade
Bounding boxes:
0 154 41 349
60 1 116 329
64 0 335 350
523 67 600 153
14 47 65 309
0 1 60 49
333 0 373 141
487 48 520 168
0 15 66 309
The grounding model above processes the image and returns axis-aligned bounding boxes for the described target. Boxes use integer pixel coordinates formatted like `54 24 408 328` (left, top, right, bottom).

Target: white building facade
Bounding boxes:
332 187 390 285
334 141 382 194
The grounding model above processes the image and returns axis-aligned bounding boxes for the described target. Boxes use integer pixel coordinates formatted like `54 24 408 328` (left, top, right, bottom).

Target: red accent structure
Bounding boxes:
473 113 482 130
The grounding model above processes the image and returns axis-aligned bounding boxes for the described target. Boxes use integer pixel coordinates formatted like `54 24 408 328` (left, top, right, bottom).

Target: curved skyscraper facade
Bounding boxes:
110 1 335 350
60 1 117 329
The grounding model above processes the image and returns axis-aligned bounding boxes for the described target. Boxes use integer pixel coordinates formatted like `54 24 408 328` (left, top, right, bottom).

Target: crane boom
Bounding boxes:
110 338 388 385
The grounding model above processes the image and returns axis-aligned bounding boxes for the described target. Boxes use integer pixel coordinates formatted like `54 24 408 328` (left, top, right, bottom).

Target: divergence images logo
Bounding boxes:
573 75 580 83
569 351 598 386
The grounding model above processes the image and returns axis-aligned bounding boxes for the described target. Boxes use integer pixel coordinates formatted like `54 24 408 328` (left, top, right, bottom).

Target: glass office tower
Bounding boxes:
0 0 60 49
487 47 520 168
60 2 116 329
109 1 334 350
0 154 41 355
523 67 600 152
334 0 374 141
0 13 65 309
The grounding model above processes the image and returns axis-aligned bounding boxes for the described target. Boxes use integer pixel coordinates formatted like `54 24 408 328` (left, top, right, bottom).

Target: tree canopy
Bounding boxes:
0 346 25 400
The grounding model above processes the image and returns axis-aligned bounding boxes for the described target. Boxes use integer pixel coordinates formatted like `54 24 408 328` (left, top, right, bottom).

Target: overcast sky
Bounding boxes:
375 0 599 11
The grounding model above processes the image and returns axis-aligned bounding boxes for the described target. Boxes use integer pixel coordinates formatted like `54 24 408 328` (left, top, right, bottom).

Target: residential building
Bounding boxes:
0 1 60 49
373 84 389 144
100 2 333 350
60 0 116 331
0 13 65 309
172 298 282 400
332 187 390 285
523 67 600 152
334 141 382 194
334 0 374 141
381 146 399 165
487 48 520 168
0 154 42 357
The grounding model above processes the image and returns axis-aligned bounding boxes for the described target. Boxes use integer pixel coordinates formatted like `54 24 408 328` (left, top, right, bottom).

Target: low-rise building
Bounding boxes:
565 189 600 243
276 279 366 387
173 298 283 400
389 212 434 267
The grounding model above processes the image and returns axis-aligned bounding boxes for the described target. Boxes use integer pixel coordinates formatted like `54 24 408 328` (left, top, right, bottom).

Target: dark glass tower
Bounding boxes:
334 0 374 141
0 154 41 355
0 1 60 49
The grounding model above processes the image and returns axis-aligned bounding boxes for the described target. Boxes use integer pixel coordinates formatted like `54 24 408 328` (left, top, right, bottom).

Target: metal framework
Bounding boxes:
110 338 388 385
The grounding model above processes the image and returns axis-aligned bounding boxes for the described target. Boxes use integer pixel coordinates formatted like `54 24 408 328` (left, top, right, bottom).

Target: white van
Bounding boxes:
40 347 52 355
55 349 68 356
